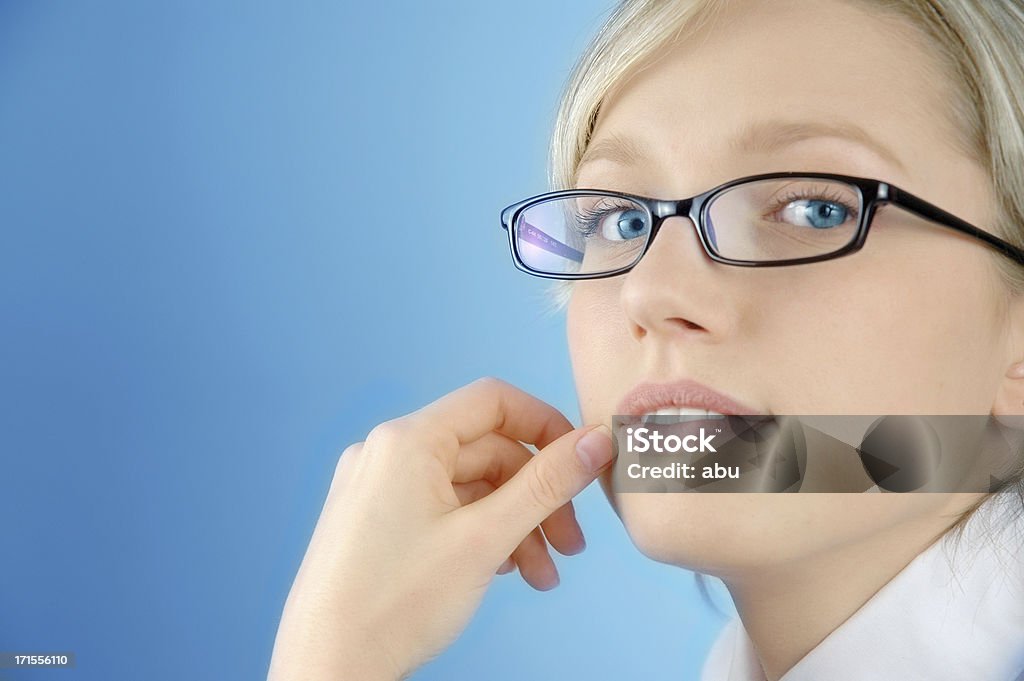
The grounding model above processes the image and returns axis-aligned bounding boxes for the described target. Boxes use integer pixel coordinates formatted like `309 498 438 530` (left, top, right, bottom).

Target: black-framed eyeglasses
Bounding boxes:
499 171 1024 279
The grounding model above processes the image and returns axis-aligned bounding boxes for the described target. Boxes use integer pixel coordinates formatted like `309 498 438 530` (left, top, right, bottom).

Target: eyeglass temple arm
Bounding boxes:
513 219 585 263
886 185 1024 265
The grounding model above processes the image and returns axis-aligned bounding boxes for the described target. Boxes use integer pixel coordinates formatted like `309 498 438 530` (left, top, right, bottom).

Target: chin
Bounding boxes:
598 478 865 574
609 493 767 571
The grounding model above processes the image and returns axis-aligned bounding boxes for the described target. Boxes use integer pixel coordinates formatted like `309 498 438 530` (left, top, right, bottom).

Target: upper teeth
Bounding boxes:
640 407 726 420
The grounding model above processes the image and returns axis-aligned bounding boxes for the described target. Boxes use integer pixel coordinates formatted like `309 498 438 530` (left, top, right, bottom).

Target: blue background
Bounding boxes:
0 2 729 679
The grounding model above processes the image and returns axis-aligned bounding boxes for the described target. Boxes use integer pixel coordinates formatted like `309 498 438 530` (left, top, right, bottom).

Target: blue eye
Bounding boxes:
603 208 650 241
783 200 850 229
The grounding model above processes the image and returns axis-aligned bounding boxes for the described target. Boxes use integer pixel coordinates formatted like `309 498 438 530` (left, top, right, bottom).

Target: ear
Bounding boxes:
992 361 1024 429
991 291 1024 427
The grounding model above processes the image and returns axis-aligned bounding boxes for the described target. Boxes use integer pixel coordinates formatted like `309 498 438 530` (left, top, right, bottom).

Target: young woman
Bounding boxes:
268 1 1024 678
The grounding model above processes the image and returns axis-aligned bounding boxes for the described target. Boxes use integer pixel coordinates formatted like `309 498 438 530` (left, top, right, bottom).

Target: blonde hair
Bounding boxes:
543 0 1024 509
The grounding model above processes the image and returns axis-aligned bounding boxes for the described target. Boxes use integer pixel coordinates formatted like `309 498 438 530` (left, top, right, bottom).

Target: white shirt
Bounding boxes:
701 492 1024 681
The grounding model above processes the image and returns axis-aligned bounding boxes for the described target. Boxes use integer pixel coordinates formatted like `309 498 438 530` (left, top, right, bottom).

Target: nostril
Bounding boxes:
630 317 707 340
672 317 706 332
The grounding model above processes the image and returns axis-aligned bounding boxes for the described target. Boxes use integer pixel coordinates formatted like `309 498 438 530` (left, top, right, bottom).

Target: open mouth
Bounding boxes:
639 406 727 422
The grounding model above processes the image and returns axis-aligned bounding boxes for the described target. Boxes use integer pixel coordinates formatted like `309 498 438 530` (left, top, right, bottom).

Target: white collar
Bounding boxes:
701 492 1024 681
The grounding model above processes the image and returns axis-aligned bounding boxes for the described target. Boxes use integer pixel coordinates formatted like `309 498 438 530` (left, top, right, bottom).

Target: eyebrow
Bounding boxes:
732 119 907 172
578 132 649 170
576 118 907 177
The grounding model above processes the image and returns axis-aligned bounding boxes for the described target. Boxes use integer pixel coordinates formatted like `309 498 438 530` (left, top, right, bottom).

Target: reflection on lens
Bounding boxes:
515 194 650 275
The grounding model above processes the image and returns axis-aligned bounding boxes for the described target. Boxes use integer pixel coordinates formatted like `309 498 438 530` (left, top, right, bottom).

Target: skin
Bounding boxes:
268 1 1024 679
569 0 1024 677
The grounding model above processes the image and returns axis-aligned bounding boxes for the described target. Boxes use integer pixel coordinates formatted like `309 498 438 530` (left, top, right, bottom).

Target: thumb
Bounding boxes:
470 424 616 552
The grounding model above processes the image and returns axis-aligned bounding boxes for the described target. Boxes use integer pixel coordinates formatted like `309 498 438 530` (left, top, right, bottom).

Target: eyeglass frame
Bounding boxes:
499 171 1024 280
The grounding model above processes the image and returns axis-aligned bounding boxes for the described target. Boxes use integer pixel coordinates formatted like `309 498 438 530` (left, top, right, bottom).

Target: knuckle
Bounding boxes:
335 442 362 474
329 442 364 492
366 419 409 448
471 376 512 431
363 416 452 475
472 375 506 392
525 463 565 512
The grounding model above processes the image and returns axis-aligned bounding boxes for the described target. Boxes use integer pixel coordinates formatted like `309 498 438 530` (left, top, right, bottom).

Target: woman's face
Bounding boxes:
568 0 1016 572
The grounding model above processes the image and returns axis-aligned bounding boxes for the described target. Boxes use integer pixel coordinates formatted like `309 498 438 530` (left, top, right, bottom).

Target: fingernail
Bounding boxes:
541 567 560 590
576 425 614 473
1008 362 1024 379
568 533 587 555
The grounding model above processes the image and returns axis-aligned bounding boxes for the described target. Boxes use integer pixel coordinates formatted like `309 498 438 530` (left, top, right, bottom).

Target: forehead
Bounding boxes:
579 0 962 190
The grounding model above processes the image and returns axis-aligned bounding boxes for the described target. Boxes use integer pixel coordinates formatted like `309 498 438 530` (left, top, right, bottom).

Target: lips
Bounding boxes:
616 379 761 417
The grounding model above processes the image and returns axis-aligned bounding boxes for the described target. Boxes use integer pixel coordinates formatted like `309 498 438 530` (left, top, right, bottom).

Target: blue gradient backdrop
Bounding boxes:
0 2 728 679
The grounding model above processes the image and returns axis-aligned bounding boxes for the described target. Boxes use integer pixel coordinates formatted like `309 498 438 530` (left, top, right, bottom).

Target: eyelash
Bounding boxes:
572 202 640 236
763 187 861 221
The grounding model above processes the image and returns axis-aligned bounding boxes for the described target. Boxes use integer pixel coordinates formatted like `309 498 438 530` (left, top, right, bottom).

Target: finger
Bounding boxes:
510 526 559 591
451 479 495 507
453 480 547 582
463 424 615 551
455 432 586 555
453 477 577 577
540 501 586 556
410 377 574 467
451 431 532 484
453 480 535 575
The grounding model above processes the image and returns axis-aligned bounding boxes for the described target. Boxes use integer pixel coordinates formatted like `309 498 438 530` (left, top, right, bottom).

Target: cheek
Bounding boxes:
751 237 1004 413
874 254 1002 409
567 283 629 423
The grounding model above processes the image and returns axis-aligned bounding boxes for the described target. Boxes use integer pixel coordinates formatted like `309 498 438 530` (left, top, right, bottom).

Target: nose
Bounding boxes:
621 214 733 342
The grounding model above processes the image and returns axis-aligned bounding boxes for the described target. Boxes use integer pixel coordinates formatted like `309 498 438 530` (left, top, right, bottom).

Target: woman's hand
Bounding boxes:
266 377 615 680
